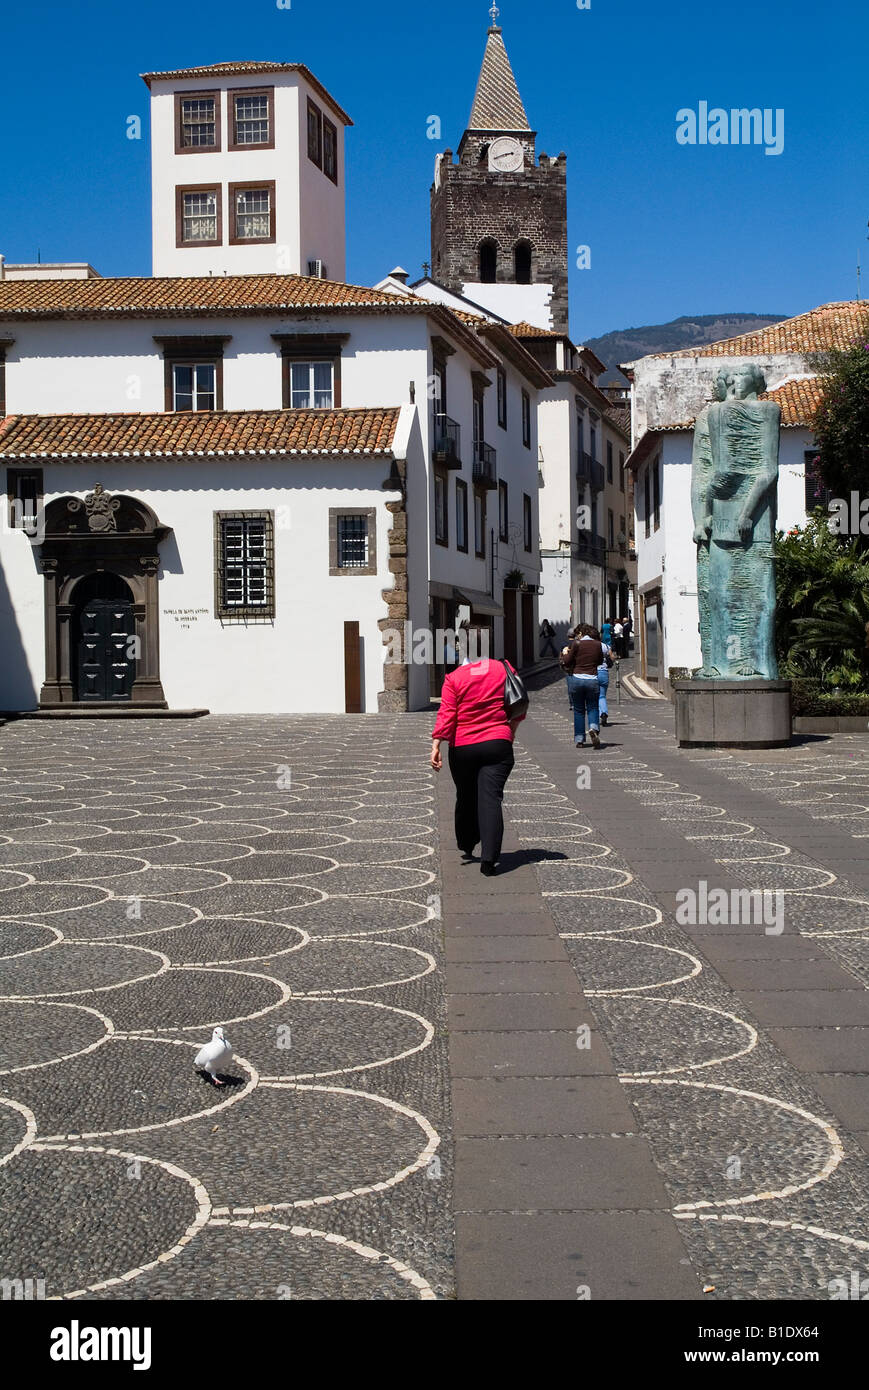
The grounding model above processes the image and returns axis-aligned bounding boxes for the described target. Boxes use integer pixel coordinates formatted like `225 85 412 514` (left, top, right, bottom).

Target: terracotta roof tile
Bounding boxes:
0 272 414 318
607 404 631 439
760 375 823 425
0 272 499 369
507 321 564 338
656 302 869 358
0 408 401 460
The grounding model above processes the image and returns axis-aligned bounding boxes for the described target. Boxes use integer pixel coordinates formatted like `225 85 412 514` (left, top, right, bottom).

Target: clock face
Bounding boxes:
488 137 523 173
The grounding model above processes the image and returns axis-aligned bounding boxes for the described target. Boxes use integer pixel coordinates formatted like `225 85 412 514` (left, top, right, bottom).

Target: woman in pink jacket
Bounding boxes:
430 636 524 877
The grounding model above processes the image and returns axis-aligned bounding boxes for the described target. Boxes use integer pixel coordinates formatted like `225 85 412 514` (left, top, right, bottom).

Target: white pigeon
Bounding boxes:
194 1026 232 1086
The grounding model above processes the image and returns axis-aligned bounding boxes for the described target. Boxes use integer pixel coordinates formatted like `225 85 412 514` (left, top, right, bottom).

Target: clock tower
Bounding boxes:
430 11 569 333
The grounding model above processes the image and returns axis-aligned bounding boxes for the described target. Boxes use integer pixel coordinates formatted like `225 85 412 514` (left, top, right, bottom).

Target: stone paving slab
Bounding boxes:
454 1212 701 1300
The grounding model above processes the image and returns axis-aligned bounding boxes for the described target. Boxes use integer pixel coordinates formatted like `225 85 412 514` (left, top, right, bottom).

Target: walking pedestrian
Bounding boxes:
621 612 633 654
601 618 613 648
540 618 558 659
560 623 605 749
430 627 525 876
612 618 624 658
588 625 614 726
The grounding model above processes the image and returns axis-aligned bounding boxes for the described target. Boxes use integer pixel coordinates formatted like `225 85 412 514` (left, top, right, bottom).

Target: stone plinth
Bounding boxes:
674 679 792 749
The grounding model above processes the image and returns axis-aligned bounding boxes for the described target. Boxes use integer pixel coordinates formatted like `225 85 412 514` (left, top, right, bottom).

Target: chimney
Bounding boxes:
0 255 5 281
389 266 409 285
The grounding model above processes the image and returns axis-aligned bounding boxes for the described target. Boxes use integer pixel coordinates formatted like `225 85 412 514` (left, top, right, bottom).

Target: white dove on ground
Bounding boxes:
194 1026 232 1086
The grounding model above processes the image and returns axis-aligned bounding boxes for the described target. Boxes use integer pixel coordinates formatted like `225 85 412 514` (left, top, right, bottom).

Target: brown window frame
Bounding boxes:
521 389 532 448
619 451 625 492
498 479 509 542
606 440 614 483
329 507 377 577
434 470 449 547
228 180 277 246
6 466 43 533
155 337 230 412
455 479 469 553
323 115 338 183
474 487 486 558
496 367 507 429
0 339 12 416
273 334 348 409
175 184 222 248
228 86 275 152
307 98 323 167
523 492 533 552
174 90 221 155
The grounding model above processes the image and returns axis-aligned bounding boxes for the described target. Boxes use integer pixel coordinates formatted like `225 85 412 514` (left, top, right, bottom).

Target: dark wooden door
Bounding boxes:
76 591 136 701
521 592 534 667
344 620 362 713
503 589 518 667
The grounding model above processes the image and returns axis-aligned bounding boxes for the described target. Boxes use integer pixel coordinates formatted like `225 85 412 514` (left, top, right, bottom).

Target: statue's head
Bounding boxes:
711 371 730 402
730 363 767 400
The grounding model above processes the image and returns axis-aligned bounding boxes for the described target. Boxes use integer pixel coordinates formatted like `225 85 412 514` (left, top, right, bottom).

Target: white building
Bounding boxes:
144 60 350 282
0 270 546 715
623 302 863 689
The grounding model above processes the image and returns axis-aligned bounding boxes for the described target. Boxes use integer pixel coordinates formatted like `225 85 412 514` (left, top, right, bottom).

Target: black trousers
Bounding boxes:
448 739 515 863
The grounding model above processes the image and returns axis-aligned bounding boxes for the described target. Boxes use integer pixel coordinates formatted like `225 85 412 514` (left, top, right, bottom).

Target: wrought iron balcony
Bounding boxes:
576 451 604 492
432 413 462 469
472 440 497 489
575 530 607 566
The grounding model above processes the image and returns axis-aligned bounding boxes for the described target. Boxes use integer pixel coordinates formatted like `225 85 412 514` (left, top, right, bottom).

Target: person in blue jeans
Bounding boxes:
560 624 605 749
588 624 613 726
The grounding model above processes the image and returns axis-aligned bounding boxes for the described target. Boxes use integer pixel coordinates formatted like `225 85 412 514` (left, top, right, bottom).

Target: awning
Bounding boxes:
454 586 504 618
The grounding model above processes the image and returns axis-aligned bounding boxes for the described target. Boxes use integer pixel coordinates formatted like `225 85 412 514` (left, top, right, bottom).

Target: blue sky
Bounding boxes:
0 0 866 341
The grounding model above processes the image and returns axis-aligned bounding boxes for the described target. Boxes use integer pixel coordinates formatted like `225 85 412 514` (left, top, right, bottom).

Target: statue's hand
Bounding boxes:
737 511 754 541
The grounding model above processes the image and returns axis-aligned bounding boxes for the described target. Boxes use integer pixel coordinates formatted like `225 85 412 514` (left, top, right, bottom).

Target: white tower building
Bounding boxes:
143 60 351 280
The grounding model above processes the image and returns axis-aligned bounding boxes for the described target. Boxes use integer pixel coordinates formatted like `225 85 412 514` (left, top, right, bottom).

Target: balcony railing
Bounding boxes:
472 440 497 489
432 413 462 469
575 530 606 566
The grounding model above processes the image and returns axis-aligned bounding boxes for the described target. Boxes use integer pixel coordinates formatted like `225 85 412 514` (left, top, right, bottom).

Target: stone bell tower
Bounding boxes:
430 7 569 333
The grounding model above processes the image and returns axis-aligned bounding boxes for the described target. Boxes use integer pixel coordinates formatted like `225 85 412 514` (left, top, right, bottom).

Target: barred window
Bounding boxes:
329 508 376 576
215 513 275 621
337 514 368 569
182 190 218 243
181 97 216 148
234 93 269 145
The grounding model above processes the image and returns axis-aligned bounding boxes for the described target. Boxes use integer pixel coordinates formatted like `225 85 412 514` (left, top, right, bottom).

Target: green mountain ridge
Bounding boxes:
585 312 789 385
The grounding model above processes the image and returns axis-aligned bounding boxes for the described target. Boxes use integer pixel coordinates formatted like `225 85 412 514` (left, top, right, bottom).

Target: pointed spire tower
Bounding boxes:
431 8 568 332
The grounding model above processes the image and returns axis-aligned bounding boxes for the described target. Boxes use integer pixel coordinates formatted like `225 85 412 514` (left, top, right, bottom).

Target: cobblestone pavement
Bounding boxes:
2 688 868 1301
0 717 450 1301
516 672 869 1300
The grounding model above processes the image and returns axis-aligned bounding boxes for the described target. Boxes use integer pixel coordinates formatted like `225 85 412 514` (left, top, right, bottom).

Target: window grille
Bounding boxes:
215 512 275 622
336 514 369 569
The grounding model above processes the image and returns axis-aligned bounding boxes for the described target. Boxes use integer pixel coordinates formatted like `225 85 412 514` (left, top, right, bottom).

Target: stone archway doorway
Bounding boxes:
39 486 171 709
72 573 137 702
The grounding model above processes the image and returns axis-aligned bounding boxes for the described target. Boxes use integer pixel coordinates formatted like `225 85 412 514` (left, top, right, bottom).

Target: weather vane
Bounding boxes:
489 2 500 25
